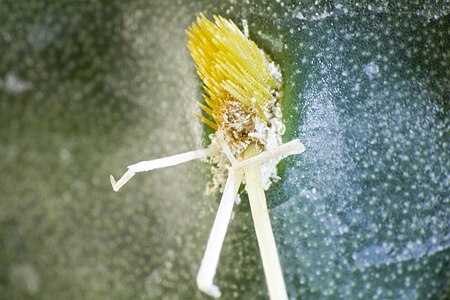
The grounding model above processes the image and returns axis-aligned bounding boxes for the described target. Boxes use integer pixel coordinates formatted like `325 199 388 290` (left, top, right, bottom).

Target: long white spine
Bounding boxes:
232 139 305 171
196 170 243 298
110 149 209 191
244 145 288 300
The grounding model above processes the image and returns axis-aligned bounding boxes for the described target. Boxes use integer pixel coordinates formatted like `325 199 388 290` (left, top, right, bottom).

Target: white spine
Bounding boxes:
110 149 209 192
197 170 243 298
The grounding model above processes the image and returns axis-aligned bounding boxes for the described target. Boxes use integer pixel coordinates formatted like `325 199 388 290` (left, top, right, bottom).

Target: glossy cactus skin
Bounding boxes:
0 1 448 300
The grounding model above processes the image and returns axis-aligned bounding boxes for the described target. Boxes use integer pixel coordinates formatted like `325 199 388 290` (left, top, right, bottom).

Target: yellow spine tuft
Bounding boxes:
187 14 279 133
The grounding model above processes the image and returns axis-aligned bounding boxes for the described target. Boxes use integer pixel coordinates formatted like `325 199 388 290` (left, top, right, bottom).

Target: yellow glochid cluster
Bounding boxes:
187 14 281 154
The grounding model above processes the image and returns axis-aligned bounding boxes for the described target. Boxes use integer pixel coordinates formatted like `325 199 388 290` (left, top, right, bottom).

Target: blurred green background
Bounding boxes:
0 1 449 299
